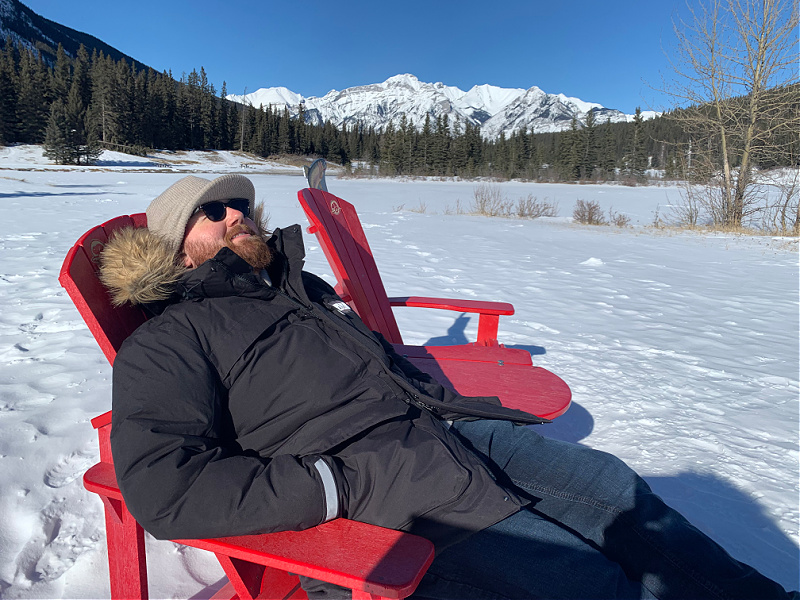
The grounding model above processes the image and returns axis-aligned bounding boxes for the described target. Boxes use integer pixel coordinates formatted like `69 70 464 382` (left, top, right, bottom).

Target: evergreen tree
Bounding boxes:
345 121 361 161
630 107 647 180
264 105 278 155
87 52 116 144
363 125 380 168
15 48 49 143
50 44 71 103
112 59 135 145
467 120 483 176
65 78 86 162
183 69 201 148
250 105 267 155
419 114 433 174
139 69 160 148
217 82 230 149
559 117 581 180
155 71 179 149
394 115 412 174
321 120 343 163
0 39 18 143
505 130 520 178
278 107 291 154
69 76 101 163
43 99 69 163
227 97 240 152
432 115 450 174
600 118 616 179
44 77 101 164
380 121 396 175
296 103 308 153
74 45 92 108
199 67 215 148
581 108 598 179
131 68 148 146
493 131 509 176
448 120 467 176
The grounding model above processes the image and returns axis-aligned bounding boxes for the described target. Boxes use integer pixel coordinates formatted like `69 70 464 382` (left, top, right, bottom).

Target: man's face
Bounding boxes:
181 202 272 270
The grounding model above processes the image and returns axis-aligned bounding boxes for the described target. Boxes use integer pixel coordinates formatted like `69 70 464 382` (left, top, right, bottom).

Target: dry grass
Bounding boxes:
572 200 632 228
607 207 631 228
471 184 558 219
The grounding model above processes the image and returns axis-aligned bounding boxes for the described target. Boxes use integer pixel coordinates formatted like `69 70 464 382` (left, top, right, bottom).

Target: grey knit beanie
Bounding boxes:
146 174 256 253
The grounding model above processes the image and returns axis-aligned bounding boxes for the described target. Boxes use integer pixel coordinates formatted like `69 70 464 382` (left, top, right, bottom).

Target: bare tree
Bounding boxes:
665 0 799 228
760 168 800 234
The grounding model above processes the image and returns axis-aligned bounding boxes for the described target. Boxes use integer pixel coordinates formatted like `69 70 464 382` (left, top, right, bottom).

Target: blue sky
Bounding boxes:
22 0 689 113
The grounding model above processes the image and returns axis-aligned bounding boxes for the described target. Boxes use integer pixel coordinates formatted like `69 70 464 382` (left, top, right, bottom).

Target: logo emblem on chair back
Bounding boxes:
330 200 341 215
90 239 105 264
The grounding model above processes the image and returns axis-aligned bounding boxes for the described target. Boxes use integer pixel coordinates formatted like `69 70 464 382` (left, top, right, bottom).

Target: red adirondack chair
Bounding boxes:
60 214 435 600
298 187 516 351
297 188 571 419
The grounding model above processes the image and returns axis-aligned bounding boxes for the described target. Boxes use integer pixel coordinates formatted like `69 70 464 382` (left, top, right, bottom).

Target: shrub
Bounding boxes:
472 184 511 217
607 206 631 227
516 194 558 218
573 199 607 225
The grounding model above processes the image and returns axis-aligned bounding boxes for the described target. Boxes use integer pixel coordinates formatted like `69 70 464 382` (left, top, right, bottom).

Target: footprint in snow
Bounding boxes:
43 447 96 488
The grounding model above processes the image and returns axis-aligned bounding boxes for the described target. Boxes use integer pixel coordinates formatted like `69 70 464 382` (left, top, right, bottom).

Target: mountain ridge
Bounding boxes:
228 73 658 139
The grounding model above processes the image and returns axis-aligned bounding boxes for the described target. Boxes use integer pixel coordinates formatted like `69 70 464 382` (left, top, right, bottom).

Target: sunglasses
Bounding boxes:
197 198 251 221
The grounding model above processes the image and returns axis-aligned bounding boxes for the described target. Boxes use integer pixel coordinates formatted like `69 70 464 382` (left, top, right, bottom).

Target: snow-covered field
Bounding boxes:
0 145 797 598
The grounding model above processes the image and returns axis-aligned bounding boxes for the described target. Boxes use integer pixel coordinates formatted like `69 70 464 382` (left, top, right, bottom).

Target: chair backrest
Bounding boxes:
298 188 405 344
59 213 149 366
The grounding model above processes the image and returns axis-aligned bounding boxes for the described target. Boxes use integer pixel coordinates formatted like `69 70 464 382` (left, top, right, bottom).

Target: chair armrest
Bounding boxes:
388 296 513 315
179 520 434 600
388 296 514 345
84 462 434 599
84 462 124 500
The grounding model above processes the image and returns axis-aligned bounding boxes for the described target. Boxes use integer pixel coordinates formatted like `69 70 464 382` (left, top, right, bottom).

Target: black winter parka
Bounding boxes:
110 226 543 549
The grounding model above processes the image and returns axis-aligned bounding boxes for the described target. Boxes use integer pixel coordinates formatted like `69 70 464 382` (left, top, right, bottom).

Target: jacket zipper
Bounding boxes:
239 274 548 425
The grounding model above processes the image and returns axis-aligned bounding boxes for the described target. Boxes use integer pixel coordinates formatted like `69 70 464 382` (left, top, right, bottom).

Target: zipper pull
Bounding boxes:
405 392 438 414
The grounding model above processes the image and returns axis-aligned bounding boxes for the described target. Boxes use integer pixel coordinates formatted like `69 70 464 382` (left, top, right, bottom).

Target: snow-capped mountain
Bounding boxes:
228 74 655 139
0 0 145 68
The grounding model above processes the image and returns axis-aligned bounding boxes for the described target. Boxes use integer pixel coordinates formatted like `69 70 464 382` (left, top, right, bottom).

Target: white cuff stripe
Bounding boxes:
313 458 339 522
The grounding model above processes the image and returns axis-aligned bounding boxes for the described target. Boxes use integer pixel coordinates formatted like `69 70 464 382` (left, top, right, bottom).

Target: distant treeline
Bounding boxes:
0 39 794 179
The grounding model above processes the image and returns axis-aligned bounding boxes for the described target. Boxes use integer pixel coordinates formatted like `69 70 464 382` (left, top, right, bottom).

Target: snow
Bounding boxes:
227 86 304 110
0 146 797 598
0 144 306 175
457 83 527 116
228 73 647 137
556 92 604 114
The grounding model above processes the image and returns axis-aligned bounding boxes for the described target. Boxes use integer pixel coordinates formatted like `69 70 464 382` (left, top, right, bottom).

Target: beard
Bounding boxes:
183 225 273 270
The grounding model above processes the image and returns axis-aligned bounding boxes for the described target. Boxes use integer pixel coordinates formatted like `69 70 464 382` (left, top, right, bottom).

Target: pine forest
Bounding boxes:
0 39 796 182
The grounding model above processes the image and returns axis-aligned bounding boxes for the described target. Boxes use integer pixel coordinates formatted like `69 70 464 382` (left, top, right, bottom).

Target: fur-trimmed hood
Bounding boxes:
99 203 271 307
99 227 187 307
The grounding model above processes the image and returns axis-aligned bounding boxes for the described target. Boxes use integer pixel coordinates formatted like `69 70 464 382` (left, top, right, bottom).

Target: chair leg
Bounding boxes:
208 581 237 599
101 497 148 600
476 314 500 346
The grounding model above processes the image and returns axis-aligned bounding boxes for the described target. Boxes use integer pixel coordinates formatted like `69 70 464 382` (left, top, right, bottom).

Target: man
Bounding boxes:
101 174 795 599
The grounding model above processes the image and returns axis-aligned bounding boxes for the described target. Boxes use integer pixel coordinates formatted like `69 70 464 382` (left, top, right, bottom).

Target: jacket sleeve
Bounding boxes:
110 319 343 540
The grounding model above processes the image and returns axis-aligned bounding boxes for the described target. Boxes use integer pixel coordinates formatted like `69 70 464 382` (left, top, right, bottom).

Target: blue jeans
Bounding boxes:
411 420 793 600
